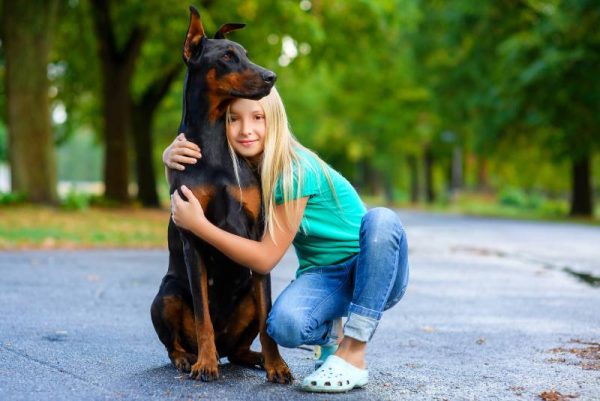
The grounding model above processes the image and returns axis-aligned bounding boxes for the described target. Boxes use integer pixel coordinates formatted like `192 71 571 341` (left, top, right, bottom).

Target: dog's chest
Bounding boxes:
172 163 261 224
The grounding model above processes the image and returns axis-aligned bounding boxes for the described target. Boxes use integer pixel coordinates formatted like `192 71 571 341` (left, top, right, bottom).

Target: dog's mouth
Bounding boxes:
230 86 273 100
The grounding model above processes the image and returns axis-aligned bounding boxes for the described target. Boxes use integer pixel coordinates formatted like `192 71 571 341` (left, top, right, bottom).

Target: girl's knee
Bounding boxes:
361 207 406 246
362 207 404 232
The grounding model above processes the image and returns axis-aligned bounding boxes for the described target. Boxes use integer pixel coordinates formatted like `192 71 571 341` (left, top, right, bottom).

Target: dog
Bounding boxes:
150 6 292 384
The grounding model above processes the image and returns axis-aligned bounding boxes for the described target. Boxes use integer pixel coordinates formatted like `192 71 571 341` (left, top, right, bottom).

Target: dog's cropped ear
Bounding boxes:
214 23 246 39
183 6 206 62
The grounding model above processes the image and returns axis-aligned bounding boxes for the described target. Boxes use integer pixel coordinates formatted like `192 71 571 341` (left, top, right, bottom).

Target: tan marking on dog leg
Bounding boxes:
190 259 219 381
161 295 195 372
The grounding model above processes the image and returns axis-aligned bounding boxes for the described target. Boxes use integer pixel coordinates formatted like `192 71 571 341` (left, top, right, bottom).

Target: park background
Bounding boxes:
0 0 599 248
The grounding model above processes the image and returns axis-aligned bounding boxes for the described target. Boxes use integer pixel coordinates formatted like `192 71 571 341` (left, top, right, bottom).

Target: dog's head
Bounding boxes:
183 6 276 104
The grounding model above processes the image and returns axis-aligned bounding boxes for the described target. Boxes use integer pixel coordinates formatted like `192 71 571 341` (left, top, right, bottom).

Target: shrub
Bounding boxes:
498 188 527 208
61 191 91 211
0 192 26 206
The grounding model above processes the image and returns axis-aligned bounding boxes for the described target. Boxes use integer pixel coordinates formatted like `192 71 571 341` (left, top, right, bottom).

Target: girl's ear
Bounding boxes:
183 6 206 63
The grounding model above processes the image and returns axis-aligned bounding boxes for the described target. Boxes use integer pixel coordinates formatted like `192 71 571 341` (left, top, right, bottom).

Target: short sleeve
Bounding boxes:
274 155 321 205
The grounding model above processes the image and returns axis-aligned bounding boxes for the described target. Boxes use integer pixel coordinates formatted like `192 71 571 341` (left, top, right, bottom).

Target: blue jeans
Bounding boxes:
266 207 409 346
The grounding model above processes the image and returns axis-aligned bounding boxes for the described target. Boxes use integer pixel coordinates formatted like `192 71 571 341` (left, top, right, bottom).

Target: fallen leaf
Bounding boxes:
539 390 579 401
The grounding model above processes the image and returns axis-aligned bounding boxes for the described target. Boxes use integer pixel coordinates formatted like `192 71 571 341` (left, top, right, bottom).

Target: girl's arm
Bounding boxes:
172 185 307 274
162 133 202 181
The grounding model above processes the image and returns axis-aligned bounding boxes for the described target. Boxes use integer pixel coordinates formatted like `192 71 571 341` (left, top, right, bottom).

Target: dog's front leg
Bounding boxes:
253 273 293 384
181 234 219 381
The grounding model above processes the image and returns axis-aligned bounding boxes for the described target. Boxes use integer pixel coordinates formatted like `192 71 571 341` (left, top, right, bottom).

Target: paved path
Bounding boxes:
1 210 599 400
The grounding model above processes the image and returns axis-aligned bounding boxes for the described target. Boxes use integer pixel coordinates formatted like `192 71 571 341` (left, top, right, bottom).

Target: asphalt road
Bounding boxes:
1 210 599 400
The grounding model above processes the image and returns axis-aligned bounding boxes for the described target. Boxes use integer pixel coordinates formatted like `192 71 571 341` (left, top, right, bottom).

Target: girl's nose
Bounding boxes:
240 120 253 136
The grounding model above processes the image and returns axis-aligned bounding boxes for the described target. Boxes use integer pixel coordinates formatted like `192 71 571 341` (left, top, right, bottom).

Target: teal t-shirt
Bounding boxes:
274 149 367 276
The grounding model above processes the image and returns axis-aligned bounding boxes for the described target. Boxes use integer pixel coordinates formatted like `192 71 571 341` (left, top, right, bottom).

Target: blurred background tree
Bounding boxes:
1 0 60 204
0 0 597 217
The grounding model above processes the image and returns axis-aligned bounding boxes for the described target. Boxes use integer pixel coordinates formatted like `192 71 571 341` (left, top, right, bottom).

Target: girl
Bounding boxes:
166 87 409 393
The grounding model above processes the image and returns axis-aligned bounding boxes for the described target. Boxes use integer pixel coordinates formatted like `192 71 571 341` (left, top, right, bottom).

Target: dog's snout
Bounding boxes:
262 71 277 85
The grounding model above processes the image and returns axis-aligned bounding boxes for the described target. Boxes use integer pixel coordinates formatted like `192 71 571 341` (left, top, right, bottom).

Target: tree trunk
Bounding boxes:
1 0 59 204
407 154 419 203
382 173 394 205
451 145 463 191
101 65 134 203
424 144 435 203
131 105 159 207
132 64 182 208
476 156 490 191
569 154 593 217
90 0 144 203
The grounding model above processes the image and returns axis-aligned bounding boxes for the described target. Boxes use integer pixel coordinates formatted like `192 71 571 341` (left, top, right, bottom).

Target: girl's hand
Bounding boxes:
171 185 206 233
163 133 202 170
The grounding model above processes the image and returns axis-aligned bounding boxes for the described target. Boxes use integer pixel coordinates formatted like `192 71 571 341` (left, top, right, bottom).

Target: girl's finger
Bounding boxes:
174 142 200 154
167 161 185 170
179 140 200 151
184 142 201 152
173 155 198 165
181 185 197 201
179 148 201 158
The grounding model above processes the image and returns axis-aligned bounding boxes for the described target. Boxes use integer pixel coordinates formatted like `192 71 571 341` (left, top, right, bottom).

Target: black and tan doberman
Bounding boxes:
151 6 292 384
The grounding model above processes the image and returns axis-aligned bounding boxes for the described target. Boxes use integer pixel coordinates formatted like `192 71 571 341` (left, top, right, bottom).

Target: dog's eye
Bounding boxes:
222 51 234 62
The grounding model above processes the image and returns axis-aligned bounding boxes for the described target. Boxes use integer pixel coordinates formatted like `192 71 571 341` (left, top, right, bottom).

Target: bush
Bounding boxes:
498 188 528 208
0 192 26 206
525 192 545 210
61 191 91 211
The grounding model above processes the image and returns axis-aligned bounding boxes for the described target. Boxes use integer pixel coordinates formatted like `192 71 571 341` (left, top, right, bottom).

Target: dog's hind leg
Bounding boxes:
151 287 198 373
228 320 264 368
223 292 264 368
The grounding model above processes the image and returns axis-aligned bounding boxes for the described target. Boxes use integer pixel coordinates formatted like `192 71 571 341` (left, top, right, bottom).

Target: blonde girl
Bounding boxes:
166 87 409 393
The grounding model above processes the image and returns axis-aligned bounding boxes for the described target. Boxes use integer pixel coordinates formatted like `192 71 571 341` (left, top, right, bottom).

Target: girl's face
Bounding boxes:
227 98 266 164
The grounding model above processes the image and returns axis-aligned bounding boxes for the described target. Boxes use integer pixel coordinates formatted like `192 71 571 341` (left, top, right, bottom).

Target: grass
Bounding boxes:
363 191 600 225
0 205 169 249
0 191 598 250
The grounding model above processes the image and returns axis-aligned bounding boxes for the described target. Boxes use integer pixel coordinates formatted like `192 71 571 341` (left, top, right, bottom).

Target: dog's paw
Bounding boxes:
190 359 219 381
171 352 197 373
265 360 293 384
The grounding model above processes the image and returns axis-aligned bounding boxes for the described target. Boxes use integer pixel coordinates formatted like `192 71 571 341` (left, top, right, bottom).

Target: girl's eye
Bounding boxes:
229 116 238 122
255 115 265 120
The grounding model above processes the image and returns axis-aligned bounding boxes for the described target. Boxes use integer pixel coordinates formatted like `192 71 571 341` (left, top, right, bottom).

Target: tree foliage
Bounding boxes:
0 0 597 216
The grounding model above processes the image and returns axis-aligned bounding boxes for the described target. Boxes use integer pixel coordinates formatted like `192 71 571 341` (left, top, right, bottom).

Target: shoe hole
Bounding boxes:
346 380 350 384
325 381 331 386
337 381 343 386
311 381 317 386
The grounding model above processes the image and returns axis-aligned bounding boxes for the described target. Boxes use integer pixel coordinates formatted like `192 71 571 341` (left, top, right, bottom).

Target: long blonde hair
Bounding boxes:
226 87 335 241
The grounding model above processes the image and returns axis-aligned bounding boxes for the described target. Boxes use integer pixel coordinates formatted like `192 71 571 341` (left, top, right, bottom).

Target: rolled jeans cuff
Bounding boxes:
344 304 381 342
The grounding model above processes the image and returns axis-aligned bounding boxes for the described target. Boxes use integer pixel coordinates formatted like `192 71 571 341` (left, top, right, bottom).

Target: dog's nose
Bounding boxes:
262 71 277 85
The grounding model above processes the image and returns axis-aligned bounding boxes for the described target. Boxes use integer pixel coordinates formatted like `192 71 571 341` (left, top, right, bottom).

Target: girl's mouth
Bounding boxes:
238 140 257 147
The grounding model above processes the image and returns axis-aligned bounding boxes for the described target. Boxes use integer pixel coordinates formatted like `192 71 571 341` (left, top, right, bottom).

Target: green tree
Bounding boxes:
411 0 598 216
89 0 145 203
1 0 60 203
492 0 599 216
